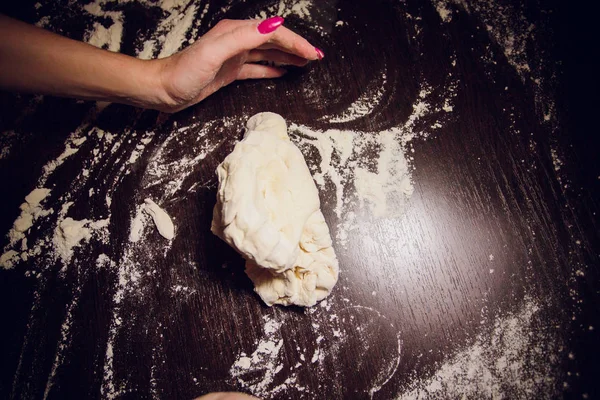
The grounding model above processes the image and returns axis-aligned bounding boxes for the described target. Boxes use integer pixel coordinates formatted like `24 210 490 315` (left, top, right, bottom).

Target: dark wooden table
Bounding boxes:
1 1 598 399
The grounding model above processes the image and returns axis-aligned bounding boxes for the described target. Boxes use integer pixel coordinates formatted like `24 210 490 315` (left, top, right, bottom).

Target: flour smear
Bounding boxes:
397 298 562 399
0 0 578 399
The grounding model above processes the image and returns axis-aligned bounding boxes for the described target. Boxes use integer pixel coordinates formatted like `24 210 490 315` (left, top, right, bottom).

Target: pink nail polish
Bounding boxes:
315 47 325 60
257 16 284 34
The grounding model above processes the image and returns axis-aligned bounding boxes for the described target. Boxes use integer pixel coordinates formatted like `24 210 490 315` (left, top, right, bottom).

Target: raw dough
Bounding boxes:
211 112 339 307
144 198 175 240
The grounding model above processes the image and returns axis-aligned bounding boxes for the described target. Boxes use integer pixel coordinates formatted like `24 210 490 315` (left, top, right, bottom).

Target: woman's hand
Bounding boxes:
153 17 323 113
193 392 259 400
0 15 322 113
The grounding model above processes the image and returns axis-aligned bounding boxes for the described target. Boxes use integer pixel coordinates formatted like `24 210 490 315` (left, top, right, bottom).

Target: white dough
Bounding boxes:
211 112 339 307
144 198 175 240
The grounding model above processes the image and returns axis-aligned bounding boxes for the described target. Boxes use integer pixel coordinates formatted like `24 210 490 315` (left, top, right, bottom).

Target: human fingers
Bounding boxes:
203 17 285 66
204 17 321 67
236 64 287 80
247 49 309 66
257 42 324 58
193 392 260 400
258 25 323 60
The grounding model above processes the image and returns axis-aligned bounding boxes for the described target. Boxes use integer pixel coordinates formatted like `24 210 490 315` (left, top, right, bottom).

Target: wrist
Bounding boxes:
125 57 178 113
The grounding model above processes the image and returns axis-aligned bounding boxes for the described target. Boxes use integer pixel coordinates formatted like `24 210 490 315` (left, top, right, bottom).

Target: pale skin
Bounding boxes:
194 393 259 400
0 14 323 113
0 13 321 400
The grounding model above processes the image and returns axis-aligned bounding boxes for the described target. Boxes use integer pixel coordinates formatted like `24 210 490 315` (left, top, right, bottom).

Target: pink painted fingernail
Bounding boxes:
257 16 284 34
315 47 324 60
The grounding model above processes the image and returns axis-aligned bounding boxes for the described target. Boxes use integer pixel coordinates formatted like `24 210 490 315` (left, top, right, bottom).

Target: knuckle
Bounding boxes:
212 19 227 32
215 19 233 29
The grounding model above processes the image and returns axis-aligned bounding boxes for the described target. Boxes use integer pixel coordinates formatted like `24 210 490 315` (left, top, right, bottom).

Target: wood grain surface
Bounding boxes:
0 1 598 399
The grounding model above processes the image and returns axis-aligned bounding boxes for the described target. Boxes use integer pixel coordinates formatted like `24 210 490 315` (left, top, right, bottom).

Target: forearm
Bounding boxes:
0 14 169 109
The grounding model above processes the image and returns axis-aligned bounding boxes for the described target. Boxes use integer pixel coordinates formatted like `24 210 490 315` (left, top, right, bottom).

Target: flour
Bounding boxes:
1 188 52 269
290 123 414 245
42 127 89 179
160 0 191 11
0 130 17 160
101 245 151 399
43 281 86 399
323 73 388 124
254 0 314 21
0 250 19 269
142 118 235 202
83 2 124 52
430 0 556 125
4 1 577 399
52 217 110 263
138 40 156 60
435 1 453 23
292 76 458 246
228 301 404 398
228 314 311 397
128 204 146 243
86 21 123 52
157 3 198 58
230 315 289 397
354 131 413 218
11 188 52 244
551 148 564 172
80 0 201 60
127 199 175 242
127 150 141 164
396 298 561 399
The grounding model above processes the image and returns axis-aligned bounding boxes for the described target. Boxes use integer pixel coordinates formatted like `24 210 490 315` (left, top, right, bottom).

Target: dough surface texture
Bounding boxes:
211 112 339 307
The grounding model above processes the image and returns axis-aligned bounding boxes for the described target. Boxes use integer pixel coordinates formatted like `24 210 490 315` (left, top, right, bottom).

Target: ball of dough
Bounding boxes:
211 112 339 307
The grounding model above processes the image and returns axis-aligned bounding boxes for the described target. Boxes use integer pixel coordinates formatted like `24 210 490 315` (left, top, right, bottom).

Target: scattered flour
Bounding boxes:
354 131 413 218
291 82 452 245
396 298 561 399
137 39 156 60
3 1 575 399
157 2 198 58
142 118 236 200
293 124 414 222
41 127 89 180
254 0 314 20
435 1 453 23
230 315 287 397
128 204 147 243
83 2 124 52
1 188 52 269
432 0 534 81
42 289 82 399
323 72 388 123
0 130 18 160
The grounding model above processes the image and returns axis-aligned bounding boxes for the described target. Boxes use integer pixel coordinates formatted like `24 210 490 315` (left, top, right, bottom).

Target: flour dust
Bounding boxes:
0 0 581 399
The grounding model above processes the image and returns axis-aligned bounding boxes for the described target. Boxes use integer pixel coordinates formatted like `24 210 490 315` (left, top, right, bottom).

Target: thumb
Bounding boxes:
209 17 284 64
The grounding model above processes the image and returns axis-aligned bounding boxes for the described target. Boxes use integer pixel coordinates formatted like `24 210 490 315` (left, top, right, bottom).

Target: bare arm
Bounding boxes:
0 15 323 112
0 14 166 109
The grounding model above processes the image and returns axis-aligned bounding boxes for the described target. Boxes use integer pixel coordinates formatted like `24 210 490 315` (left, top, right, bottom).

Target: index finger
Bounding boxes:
265 25 323 61
204 18 322 65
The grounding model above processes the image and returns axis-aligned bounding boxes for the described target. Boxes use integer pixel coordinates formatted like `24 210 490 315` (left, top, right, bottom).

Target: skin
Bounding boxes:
194 393 259 400
0 14 322 113
0 14 319 399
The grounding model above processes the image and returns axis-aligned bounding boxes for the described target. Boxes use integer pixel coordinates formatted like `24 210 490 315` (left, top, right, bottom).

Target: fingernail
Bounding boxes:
315 47 325 60
258 16 284 34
